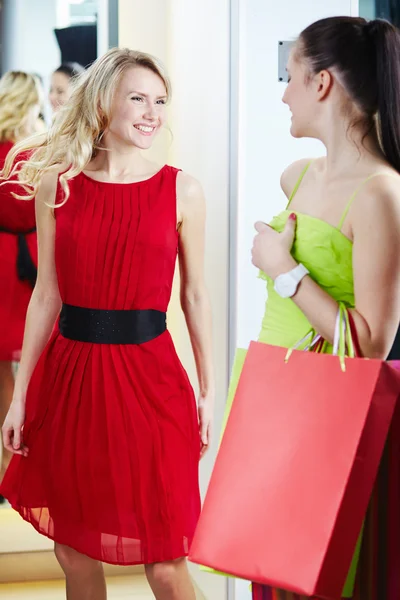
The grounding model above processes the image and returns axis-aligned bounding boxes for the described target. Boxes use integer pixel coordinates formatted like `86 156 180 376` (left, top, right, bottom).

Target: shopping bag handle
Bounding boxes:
346 310 363 358
285 303 360 371
334 305 353 358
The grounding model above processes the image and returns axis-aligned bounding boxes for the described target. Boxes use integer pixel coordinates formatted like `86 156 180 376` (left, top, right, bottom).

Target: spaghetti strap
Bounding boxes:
338 172 400 231
286 162 313 209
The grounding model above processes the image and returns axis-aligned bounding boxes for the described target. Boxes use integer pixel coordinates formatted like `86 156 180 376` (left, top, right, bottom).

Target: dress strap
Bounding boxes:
338 172 399 231
286 162 312 209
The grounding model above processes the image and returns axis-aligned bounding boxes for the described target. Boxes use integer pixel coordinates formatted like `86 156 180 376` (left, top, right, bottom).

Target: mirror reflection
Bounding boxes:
0 0 100 506
0 0 116 593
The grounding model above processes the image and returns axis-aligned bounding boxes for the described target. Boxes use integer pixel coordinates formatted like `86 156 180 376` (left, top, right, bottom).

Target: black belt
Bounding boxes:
59 304 167 344
0 226 37 288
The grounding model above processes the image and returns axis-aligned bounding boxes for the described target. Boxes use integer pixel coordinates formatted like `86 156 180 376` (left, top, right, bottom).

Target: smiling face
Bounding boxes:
104 66 168 150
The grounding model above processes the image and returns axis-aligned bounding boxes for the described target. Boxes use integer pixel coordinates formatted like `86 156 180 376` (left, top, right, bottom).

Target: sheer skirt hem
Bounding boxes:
4 498 191 566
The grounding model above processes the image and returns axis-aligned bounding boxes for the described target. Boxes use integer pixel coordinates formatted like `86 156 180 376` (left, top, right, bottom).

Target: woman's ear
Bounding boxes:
315 69 333 101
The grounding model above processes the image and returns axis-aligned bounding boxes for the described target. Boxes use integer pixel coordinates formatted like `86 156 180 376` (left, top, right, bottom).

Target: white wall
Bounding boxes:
232 2 358 598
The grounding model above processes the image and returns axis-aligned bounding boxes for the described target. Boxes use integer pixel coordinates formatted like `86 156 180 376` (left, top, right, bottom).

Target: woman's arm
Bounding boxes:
252 176 400 359
2 170 62 455
177 172 214 456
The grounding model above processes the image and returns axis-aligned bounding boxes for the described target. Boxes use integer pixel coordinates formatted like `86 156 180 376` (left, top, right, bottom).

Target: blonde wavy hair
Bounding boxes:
0 71 43 143
1 48 171 205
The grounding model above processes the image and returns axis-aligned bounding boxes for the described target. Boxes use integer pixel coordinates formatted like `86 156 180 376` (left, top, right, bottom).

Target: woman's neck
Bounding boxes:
88 145 150 178
320 118 385 179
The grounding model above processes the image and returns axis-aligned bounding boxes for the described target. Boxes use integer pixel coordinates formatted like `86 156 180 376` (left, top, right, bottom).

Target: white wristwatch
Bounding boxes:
273 263 309 299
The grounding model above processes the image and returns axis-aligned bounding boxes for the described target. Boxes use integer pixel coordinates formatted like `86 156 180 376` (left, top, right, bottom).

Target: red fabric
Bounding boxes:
1 166 201 565
0 141 37 361
189 341 400 598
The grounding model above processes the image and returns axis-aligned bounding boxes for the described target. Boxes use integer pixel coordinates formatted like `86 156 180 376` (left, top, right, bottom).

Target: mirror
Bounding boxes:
0 0 104 122
0 0 119 586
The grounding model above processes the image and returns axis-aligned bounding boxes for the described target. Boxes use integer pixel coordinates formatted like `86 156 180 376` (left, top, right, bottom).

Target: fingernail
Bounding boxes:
289 212 296 221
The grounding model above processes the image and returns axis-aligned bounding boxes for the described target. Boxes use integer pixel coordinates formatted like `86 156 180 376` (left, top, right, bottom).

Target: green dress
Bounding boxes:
223 164 398 600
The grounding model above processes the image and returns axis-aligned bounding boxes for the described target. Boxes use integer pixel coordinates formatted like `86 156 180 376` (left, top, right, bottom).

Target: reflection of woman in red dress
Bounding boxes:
0 71 43 495
0 49 214 600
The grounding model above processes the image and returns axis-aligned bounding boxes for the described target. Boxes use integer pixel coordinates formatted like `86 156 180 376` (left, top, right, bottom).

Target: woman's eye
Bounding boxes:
130 96 166 105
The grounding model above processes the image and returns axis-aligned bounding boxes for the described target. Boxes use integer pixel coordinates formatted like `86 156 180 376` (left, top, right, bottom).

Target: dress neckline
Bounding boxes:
80 164 168 186
279 210 353 245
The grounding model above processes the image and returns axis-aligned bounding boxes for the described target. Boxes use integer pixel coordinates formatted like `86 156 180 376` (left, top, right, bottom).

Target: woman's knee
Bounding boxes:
54 543 102 577
146 559 183 592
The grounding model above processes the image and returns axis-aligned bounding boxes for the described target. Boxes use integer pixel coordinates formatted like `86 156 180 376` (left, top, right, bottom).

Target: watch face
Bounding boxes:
275 276 296 298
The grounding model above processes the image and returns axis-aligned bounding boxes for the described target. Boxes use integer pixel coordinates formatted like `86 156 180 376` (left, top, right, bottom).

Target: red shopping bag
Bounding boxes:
189 341 400 599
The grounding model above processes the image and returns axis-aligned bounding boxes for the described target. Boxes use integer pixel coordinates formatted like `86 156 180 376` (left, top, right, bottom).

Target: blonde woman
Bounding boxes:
0 49 214 600
0 71 43 500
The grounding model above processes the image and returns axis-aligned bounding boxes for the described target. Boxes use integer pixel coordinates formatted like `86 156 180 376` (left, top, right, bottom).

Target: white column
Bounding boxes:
96 0 110 57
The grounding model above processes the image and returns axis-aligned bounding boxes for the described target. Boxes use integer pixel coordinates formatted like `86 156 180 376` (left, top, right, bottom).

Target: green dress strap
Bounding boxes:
338 172 400 231
286 161 313 209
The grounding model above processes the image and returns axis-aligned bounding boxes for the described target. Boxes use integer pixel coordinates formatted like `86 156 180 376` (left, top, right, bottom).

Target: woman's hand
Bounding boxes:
2 396 29 458
198 393 214 459
251 213 298 279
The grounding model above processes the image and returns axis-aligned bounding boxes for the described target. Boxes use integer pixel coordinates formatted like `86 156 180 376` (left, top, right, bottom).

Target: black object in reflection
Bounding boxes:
54 24 97 68
16 232 37 288
0 227 37 289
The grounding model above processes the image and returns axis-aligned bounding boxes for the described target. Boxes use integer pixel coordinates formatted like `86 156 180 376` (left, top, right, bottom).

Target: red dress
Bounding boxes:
1 166 201 565
0 141 37 361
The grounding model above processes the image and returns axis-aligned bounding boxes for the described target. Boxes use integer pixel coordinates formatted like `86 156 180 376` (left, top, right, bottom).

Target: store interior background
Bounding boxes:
0 0 398 599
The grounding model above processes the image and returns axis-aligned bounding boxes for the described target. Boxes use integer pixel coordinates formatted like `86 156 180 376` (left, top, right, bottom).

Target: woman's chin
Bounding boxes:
131 131 158 150
290 122 303 139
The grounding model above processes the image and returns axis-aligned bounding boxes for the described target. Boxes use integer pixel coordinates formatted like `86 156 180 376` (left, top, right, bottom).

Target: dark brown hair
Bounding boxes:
298 17 400 172
54 62 85 80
